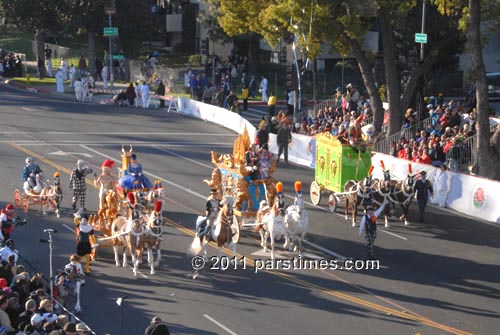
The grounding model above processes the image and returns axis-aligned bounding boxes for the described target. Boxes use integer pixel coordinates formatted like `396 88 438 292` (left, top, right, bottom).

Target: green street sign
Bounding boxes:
415 33 427 43
112 54 125 60
104 27 118 36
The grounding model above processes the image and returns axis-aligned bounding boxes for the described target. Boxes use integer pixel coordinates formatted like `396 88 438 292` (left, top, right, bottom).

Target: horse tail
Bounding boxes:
188 236 202 255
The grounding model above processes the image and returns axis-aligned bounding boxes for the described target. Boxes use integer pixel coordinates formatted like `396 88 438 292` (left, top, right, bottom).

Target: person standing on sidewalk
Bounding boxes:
435 164 449 208
55 68 65 93
259 75 268 102
414 170 434 222
268 92 277 117
37 57 45 79
241 85 249 111
276 122 291 165
140 81 150 109
156 80 166 108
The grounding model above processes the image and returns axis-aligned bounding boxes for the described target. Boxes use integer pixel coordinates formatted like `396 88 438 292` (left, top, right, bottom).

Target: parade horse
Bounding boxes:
387 170 416 226
370 168 394 227
344 174 374 227
284 182 309 257
256 198 290 260
97 190 120 229
189 198 237 263
40 180 63 218
140 200 164 275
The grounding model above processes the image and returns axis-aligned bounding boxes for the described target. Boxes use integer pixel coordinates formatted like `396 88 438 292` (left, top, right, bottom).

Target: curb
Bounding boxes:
4 80 52 95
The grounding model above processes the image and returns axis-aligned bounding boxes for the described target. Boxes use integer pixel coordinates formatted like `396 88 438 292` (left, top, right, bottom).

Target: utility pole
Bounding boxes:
418 0 427 124
105 0 116 88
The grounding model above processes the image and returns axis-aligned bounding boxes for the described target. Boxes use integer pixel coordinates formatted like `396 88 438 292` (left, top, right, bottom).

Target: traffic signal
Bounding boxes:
201 38 209 55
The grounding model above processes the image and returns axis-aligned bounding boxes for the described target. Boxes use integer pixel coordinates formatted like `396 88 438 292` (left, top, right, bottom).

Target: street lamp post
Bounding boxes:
292 36 302 124
40 229 56 300
417 0 427 124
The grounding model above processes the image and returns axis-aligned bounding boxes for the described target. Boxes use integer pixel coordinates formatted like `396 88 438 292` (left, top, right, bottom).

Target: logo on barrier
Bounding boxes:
307 140 314 156
471 185 486 209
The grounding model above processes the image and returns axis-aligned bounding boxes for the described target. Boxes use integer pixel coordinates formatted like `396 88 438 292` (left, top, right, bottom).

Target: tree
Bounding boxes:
465 0 500 179
4 0 69 61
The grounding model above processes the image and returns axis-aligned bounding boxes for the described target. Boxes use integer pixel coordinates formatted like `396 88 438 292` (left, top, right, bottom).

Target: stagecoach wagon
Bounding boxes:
309 133 372 213
203 127 278 243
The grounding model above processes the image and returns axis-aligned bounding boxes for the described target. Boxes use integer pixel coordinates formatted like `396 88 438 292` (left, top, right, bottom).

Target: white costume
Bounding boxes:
65 261 84 313
140 83 150 108
74 80 84 101
81 76 89 101
135 83 142 107
46 59 53 77
436 170 449 208
259 77 268 102
55 69 65 93
102 65 109 89
61 59 68 80
69 66 76 87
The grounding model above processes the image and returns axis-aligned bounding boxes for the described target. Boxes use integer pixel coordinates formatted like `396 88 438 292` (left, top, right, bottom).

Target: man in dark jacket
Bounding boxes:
414 171 434 222
276 123 292 164
156 81 166 108
144 316 170 335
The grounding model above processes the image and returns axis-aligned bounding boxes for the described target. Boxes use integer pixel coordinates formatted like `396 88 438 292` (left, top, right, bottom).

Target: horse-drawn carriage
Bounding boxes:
309 133 417 227
309 133 372 213
13 173 63 217
203 127 278 244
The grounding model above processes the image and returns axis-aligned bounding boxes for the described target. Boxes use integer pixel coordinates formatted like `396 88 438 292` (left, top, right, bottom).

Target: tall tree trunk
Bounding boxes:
35 30 46 61
346 37 384 133
379 6 402 136
468 0 500 179
312 58 317 103
248 34 261 74
88 30 96 76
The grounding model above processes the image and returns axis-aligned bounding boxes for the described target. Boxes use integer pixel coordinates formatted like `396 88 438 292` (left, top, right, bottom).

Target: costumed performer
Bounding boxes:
0 204 15 242
257 144 272 179
118 153 152 191
198 189 220 237
69 160 94 212
358 199 389 259
21 156 43 194
64 254 84 313
94 160 116 210
74 213 97 274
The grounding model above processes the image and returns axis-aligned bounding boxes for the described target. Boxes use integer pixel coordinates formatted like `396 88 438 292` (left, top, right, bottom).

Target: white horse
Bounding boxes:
40 180 63 218
257 198 290 260
285 193 309 257
189 198 237 263
141 206 163 275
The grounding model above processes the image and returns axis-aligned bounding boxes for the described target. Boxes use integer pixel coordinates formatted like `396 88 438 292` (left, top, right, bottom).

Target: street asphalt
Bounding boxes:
0 82 499 335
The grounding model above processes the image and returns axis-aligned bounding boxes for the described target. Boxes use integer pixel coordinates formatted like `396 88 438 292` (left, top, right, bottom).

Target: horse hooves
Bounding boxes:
385 223 389 228
115 263 120 267
405 221 410 226
344 215 348 220
150 270 156 275
352 222 356 227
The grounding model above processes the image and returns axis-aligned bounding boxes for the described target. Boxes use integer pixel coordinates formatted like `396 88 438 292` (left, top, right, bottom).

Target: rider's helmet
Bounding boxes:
5 204 14 212
276 182 283 196
294 181 302 195
53 172 60 178
26 156 34 164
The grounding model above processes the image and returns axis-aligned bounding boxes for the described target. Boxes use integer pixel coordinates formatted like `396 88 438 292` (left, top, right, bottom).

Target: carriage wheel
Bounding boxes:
22 198 29 213
231 215 241 244
310 181 321 205
13 190 22 208
328 194 338 213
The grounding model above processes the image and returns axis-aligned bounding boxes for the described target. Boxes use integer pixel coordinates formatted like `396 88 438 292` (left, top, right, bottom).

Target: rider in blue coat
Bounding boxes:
118 153 152 190
21 157 43 192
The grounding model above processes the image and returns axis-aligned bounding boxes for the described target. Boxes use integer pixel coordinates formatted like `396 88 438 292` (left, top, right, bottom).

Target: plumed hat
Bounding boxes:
368 165 374 175
102 159 115 170
53 172 60 178
408 163 412 174
294 181 302 193
380 160 385 170
127 192 135 205
154 200 163 213
276 182 283 194
154 180 163 190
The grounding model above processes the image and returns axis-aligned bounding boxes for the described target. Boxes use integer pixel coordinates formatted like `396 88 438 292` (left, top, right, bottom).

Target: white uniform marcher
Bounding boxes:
65 260 84 313
259 76 268 102
81 76 89 101
61 58 68 80
436 165 449 208
46 59 53 77
135 83 142 107
55 69 65 93
69 65 76 87
102 64 109 89
74 80 84 102
140 82 150 108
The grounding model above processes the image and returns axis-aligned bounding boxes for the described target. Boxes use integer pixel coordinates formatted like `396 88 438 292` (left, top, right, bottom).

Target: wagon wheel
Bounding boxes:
328 193 338 213
13 190 22 208
22 198 29 213
310 181 321 205
231 215 241 244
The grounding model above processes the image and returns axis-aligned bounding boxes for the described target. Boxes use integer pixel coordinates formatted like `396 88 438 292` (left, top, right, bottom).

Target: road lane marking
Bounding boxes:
379 229 408 240
3 142 232 147
302 240 347 260
9 142 473 335
203 314 239 335
153 146 214 169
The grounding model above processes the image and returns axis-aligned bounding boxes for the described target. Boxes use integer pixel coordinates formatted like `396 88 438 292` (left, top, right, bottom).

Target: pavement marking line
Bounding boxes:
203 314 239 335
42 132 238 136
379 228 408 240
302 240 347 260
165 218 473 335
153 146 214 169
9 143 473 335
5 140 232 145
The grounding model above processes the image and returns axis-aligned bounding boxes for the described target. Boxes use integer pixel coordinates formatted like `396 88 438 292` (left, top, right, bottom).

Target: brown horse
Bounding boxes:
344 176 373 226
40 183 63 218
189 198 237 262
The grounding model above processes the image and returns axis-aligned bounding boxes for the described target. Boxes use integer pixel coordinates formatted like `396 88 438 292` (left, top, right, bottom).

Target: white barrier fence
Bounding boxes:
167 98 500 224
371 153 500 224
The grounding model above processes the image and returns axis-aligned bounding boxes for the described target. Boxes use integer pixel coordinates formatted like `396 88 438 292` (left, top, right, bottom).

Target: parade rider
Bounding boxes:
21 157 43 194
94 159 116 211
198 189 220 236
69 160 94 212
273 182 286 216
74 213 97 274
118 153 153 191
